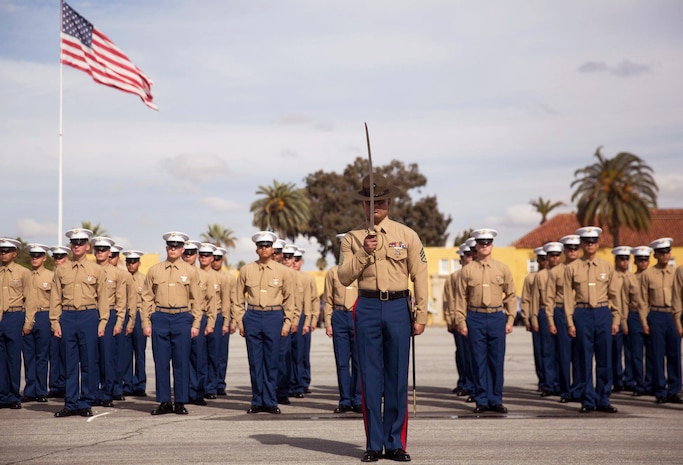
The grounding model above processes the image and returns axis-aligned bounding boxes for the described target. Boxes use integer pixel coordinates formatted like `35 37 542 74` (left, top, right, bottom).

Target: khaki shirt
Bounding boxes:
101 263 127 331
218 270 237 329
302 272 320 327
519 272 535 326
323 265 358 328
0 262 30 325
639 265 678 331
198 267 218 330
544 263 567 320
442 270 459 328
613 270 630 331
338 216 429 325
24 266 54 331
672 266 683 332
50 258 109 333
454 257 517 328
232 259 295 333
621 271 645 332
291 271 311 328
562 256 621 329
125 271 145 333
530 269 550 327
141 259 202 330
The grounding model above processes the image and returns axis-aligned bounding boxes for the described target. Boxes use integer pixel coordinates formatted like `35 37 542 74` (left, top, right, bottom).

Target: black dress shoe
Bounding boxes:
612 386 624 393
101 400 114 408
204 393 217 400
113 395 125 401
579 405 595 413
265 406 281 414
151 402 174 415
278 397 291 405
596 404 618 413
189 398 207 406
8 401 22 409
656 397 668 404
334 404 352 413
361 450 382 462
352 404 363 413
473 405 487 413
292 392 305 399
304 388 312 394
132 389 147 397
217 389 227 396
667 395 683 404
54 408 79 417
384 448 411 462
174 403 189 415
36 396 48 403
452 387 461 394
632 391 643 397
247 405 263 414
540 390 553 397
491 404 508 414
457 389 470 397
559 397 570 404
21 395 36 403
80 408 93 417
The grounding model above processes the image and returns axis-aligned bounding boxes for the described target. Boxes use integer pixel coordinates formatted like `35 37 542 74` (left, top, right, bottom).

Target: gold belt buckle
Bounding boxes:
379 291 389 301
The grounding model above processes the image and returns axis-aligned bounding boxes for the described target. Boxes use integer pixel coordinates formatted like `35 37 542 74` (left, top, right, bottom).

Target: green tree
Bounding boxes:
200 224 237 250
529 197 565 225
304 157 451 263
571 147 658 247
250 180 311 241
316 256 327 271
451 228 474 247
80 221 107 237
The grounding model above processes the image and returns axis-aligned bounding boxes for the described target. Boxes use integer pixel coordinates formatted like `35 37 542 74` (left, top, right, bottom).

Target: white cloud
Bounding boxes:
16 219 57 238
578 60 651 77
161 154 232 182
657 174 683 197
485 204 541 229
200 197 243 213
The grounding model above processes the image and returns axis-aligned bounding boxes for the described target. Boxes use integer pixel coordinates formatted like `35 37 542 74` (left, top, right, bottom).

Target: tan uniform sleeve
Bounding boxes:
323 268 334 328
49 268 64 333
672 267 683 333
96 267 110 333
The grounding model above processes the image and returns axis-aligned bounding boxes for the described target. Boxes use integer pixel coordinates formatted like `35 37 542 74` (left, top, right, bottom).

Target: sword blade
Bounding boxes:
365 122 374 233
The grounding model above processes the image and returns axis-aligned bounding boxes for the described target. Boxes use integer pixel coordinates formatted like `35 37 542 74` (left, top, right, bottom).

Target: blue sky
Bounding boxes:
2 0 682 268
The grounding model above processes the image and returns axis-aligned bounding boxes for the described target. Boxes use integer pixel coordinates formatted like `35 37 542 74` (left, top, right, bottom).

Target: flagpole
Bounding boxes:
58 0 64 246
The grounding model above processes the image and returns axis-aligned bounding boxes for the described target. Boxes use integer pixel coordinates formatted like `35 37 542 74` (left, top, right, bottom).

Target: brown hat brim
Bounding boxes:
353 188 393 201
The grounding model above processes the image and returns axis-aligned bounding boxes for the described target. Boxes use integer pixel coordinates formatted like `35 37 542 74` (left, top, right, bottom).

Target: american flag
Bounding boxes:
60 1 157 110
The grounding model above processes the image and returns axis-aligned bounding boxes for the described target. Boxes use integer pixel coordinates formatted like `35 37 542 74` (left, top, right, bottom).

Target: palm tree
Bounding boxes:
250 180 311 241
529 197 565 224
80 221 107 237
570 147 658 247
200 224 236 250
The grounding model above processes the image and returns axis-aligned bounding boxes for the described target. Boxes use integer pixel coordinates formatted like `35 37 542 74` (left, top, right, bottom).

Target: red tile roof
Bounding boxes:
512 209 683 248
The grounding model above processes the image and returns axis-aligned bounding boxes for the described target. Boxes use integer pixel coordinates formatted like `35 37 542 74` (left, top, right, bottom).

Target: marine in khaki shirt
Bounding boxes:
454 253 517 332
233 251 295 336
50 253 109 336
141 256 202 332
23 257 53 333
562 254 621 335
0 243 31 321
338 215 429 327
323 265 358 330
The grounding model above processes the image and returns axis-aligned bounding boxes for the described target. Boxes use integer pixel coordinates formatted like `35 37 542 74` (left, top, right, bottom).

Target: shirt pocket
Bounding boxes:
387 247 408 262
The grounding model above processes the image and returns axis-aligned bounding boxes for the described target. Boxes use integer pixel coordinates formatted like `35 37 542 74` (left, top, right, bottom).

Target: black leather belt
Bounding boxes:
358 289 409 301
247 304 283 311
156 306 189 314
62 306 94 311
575 301 608 309
5 306 25 312
651 306 673 313
333 305 350 311
468 306 503 314
37 306 49 312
